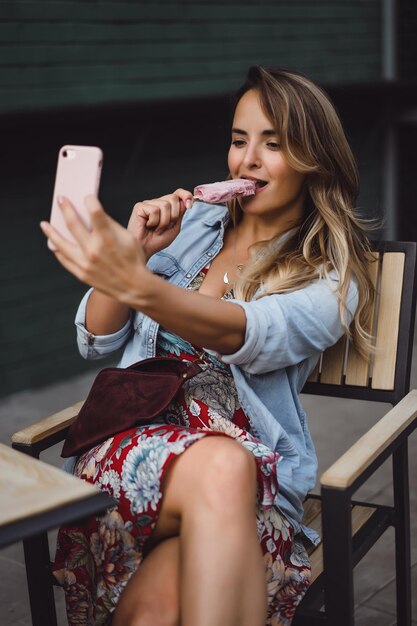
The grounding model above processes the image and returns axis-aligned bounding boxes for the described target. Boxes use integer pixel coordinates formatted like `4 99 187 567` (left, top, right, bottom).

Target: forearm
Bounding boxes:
85 290 131 335
122 268 246 354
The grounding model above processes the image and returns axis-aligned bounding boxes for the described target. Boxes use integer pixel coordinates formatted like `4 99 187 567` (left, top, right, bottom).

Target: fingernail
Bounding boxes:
58 195 64 205
185 199 193 209
40 221 48 230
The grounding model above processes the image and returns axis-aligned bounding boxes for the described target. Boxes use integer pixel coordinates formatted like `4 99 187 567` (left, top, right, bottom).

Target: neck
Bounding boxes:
236 214 298 246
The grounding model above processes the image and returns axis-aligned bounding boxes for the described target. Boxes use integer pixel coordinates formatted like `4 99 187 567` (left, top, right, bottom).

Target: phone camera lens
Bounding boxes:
63 150 68 157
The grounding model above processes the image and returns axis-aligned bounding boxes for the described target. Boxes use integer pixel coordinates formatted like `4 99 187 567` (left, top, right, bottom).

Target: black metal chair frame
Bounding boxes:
294 240 417 626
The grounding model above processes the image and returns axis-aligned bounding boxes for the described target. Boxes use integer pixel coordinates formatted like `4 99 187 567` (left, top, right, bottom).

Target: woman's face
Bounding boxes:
228 89 306 227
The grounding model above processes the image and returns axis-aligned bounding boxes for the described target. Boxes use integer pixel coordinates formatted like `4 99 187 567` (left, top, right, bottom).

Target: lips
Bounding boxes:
241 177 268 192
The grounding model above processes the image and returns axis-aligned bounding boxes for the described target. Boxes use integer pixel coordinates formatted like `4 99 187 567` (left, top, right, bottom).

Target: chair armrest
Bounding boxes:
11 401 84 447
320 389 417 489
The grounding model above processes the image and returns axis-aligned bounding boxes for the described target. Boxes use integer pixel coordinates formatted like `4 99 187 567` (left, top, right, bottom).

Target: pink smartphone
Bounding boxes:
49 145 103 249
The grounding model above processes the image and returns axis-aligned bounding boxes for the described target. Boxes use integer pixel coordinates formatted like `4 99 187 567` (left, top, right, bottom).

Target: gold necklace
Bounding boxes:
223 227 244 285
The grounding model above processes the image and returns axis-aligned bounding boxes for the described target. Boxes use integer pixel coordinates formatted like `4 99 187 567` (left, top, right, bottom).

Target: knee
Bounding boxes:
206 438 256 480
161 437 257 520
198 438 257 507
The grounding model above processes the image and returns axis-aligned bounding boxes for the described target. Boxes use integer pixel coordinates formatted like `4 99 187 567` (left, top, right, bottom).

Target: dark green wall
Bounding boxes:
398 0 417 80
1 0 382 114
0 96 232 395
1 0 416 397
0 90 386 397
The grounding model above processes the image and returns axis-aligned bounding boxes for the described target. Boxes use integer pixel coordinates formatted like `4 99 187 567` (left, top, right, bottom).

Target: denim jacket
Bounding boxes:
75 201 358 544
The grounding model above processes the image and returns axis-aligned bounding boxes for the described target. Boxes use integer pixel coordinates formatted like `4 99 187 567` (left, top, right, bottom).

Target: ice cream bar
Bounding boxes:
193 179 256 204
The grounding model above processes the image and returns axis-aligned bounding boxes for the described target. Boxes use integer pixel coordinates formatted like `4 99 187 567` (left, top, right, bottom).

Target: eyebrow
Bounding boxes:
231 127 278 136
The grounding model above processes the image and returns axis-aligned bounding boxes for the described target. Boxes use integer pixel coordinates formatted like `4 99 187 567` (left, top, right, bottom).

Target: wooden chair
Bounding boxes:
11 241 417 626
294 240 417 625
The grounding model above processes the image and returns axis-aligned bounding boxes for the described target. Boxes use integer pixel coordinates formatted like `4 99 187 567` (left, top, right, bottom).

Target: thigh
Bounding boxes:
147 434 257 550
112 536 180 626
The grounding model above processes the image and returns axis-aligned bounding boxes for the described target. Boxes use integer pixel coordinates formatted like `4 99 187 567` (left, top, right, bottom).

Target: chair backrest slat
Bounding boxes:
320 336 346 385
371 252 405 390
344 253 380 387
307 356 321 383
302 242 417 404
302 497 322 526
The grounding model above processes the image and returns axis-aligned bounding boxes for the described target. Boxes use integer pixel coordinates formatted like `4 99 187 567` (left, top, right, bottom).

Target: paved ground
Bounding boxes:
1 338 416 625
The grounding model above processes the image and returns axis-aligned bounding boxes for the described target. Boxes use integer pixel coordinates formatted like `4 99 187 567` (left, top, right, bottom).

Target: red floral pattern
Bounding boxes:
54 269 311 625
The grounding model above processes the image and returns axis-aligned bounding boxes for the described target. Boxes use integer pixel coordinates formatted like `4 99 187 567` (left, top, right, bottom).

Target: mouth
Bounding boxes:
241 177 268 194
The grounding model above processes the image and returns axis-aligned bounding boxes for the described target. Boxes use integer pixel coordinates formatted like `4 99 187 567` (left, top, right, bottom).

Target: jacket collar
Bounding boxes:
197 201 230 227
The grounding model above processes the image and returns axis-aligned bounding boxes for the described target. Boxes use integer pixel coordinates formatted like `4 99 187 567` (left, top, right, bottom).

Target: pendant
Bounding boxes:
223 272 229 285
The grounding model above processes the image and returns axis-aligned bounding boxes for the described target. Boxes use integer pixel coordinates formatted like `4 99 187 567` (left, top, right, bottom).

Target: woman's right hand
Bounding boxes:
128 188 194 260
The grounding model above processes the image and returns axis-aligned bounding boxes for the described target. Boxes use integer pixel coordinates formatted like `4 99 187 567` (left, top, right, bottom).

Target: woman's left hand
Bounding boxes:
40 195 149 302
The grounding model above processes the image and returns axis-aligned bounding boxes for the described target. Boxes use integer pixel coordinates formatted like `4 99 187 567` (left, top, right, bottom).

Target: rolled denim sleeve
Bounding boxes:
221 277 358 374
75 289 132 360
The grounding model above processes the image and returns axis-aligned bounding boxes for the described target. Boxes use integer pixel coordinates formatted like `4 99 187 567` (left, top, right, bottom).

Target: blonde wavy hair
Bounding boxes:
229 66 375 358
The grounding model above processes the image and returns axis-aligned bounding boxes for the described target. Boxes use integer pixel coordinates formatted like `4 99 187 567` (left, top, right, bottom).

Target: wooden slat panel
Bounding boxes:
320 335 346 385
310 545 324 582
302 497 322 527
305 509 322 540
345 252 380 386
371 253 405 390
351 504 376 532
308 503 377 582
307 356 321 383
302 498 323 559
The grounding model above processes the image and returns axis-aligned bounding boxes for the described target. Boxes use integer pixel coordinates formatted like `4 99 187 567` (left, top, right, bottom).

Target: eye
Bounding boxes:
267 141 281 150
231 139 246 147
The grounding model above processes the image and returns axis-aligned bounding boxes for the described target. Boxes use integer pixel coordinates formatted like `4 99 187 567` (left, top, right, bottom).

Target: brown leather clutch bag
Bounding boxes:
61 356 203 458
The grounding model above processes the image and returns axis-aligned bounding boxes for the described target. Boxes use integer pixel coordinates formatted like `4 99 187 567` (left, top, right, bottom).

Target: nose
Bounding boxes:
242 141 262 169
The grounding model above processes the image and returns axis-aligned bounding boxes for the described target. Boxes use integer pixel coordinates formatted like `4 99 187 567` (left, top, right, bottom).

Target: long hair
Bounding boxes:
229 66 375 358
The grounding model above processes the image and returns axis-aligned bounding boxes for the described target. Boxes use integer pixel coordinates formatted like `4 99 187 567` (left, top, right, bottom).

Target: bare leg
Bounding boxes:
112 536 180 626
154 436 267 626
113 436 267 626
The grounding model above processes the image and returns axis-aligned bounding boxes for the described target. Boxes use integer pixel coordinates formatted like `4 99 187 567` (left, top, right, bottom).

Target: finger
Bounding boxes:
139 203 161 230
156 201 177 233
84 195 113 232
40 220 83 262
57 196 91 246
174 188 194 210
85 195 132 251
160 194 181 220
133 193 188 233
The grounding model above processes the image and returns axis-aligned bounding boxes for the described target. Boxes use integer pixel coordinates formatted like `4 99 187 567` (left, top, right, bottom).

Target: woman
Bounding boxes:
41 66 374 626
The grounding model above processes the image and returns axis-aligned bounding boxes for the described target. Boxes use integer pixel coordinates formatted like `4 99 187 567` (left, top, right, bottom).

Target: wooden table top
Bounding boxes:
0 442 100 527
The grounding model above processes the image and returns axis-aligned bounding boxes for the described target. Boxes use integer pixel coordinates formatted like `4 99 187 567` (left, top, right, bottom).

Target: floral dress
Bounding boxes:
53 269 311 626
